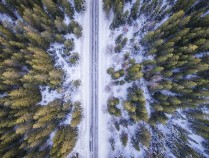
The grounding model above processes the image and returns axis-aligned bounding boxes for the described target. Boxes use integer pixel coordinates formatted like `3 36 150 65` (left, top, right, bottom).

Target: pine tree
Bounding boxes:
129 0 140 23
54 16 68 33
107 97 121 117
50 126 78 158
42 0 63 19
74 0 86 13
120 131 128 147
103 0 112 16
125 63 143 82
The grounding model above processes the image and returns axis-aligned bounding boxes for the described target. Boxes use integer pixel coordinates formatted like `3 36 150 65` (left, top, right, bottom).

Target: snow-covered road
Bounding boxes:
89 0 99 157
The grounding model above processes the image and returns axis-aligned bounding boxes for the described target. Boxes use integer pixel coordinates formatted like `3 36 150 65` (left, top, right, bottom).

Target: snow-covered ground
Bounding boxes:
172 110 206 154
98 0 111 157
71 0 91 157
38 86 62 105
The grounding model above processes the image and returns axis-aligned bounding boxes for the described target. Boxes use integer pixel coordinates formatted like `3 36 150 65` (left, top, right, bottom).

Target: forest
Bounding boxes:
0 0 85 157
0 0 209 157
103 0 209 157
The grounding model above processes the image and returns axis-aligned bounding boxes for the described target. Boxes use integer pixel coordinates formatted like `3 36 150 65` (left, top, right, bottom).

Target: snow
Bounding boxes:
0 93 7 99
0 13 13 22
201 106 209 115
185 74 197 79
69 0 90 157
162 0 167 7
195 51 209 58
161 90 177 96
202 10 209 17
48 131 56 146
157 124 170 135
64 14 70 25
157 111 207 158
110 122 146 158
97 1 143 157
49 43 81 103
172 118 206 154
38 86 62 105
98 0 111 157
155 105 209 157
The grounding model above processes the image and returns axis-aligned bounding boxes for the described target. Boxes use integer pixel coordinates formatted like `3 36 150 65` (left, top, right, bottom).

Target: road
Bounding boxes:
89 0 99 157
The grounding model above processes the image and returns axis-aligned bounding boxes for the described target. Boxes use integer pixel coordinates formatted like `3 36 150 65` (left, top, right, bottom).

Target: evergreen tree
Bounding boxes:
74 0 86 13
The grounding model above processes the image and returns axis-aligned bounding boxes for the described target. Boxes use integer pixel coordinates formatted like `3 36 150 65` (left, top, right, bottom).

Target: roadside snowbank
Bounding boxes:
70 0 90 157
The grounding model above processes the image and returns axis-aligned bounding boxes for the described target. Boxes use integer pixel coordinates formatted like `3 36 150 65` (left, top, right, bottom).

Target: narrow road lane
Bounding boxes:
90 0 99 157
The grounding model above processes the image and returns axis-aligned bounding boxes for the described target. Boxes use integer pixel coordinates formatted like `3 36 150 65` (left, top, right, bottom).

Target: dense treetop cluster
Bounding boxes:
0 0 85 157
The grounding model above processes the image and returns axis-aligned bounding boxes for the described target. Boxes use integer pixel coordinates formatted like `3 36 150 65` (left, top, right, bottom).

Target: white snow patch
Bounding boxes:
161 90 177 96
157 123 170 135
38 86 62 105
48 131 56 146
61 112 72 125
202 10 209 17
50 43 81 102
195 52 209 58
0 13 13 22
201 106 209 115
0 93 7 98
64 14 70 25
